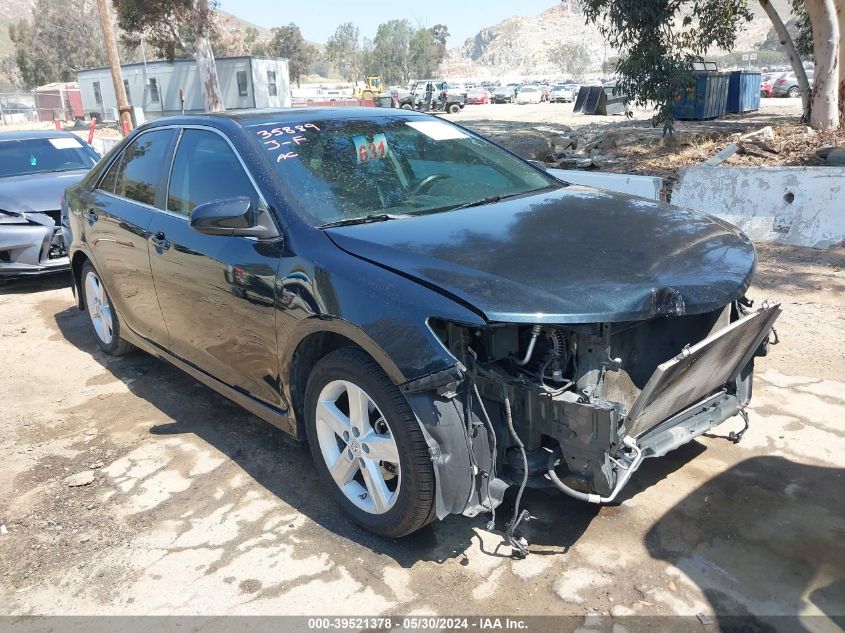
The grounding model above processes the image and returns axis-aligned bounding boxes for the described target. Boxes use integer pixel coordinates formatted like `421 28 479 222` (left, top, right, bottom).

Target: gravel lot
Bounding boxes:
1 241 843 629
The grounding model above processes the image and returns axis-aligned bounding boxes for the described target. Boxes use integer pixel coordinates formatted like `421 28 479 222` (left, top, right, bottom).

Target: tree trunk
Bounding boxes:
805 0 840 129
194 35 225 112
837 0 844 126
193 0 224 112
758 0 811 120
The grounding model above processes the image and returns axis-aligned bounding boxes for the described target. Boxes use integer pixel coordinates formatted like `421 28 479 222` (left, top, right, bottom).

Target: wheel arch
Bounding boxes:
284 318 408 440
70 250 90 310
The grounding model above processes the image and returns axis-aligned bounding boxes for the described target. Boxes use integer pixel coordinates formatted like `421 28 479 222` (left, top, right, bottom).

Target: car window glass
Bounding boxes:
250 117 556 227
98 154 122 193
113 129 175 206
0 137 99 179
167 129 258 216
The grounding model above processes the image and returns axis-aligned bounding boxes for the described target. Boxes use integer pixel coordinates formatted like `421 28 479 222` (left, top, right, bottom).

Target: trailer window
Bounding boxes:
267 71 277 97
237 71 248 97
149 78 160 103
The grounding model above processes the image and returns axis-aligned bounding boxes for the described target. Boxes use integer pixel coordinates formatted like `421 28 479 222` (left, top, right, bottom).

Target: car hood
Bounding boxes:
0 170 88 214
325 186 756 323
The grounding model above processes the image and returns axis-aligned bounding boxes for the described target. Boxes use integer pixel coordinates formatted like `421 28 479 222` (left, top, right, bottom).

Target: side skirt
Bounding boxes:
120 327 293 435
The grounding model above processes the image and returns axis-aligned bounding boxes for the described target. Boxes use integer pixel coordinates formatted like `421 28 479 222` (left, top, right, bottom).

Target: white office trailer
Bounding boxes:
76 56 291 121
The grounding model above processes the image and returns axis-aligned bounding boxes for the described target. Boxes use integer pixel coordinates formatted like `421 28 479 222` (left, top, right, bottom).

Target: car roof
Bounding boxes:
0 130 82 141
142 107 433 130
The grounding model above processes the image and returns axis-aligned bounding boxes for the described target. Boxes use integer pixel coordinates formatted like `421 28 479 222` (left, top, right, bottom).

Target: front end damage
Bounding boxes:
403 300 780 533
0 209 69 279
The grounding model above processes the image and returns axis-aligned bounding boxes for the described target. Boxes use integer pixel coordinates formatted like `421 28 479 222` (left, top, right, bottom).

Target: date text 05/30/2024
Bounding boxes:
306 617 529 630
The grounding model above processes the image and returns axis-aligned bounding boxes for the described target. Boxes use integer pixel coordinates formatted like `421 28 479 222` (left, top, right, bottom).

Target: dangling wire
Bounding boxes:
473 382 497 530
501 385 530 558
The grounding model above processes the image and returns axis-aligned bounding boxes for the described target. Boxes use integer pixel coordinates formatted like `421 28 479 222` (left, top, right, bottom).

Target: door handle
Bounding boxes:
85 208 98 223
150 231 171 252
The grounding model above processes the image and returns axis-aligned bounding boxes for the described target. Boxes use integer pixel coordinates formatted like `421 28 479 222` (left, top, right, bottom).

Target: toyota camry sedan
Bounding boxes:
64 108 779 542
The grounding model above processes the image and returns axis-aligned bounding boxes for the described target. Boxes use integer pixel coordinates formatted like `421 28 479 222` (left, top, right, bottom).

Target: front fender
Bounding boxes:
276 227 486 386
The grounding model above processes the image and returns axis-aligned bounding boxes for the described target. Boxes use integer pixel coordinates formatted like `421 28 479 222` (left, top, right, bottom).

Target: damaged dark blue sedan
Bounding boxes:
64 108 779 542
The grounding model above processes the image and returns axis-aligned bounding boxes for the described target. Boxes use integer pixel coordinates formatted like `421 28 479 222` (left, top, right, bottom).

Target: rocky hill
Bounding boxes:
441 0 792 79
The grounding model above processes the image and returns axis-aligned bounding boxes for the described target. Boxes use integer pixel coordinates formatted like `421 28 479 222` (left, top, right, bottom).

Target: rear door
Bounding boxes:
147 127 283 406
82 128 175 344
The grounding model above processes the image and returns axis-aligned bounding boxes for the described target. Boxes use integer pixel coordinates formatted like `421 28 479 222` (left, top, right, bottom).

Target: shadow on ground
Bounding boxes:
0 272 71 295
646 455 845 631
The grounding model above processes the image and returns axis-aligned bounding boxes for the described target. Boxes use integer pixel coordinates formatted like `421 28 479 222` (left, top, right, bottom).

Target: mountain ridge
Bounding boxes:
441 0 792 79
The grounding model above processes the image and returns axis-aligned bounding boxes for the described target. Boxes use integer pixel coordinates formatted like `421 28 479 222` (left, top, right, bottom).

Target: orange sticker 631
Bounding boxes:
354 134 389 164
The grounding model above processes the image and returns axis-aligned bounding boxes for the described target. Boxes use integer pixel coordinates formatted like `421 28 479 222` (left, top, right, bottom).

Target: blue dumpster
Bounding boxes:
674 67 730 120
727 70 762 113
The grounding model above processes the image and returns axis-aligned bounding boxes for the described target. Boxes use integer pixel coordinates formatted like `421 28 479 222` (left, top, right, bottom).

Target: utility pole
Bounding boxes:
95 0 133 133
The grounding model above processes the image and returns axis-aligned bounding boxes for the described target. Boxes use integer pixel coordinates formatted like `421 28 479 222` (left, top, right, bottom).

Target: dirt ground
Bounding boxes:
453 97 845 179
0 242 843 630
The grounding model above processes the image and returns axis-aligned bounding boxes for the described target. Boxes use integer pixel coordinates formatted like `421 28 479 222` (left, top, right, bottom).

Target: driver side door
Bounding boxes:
147 127 284 406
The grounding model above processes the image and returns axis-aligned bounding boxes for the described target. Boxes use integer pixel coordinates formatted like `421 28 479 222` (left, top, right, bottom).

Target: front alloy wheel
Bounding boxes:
305 348 435 537
315 379 401 514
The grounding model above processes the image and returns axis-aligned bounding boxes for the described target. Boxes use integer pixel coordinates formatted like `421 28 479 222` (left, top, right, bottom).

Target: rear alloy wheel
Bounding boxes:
304 348 435 537
81 261 132 356
787 86 800 98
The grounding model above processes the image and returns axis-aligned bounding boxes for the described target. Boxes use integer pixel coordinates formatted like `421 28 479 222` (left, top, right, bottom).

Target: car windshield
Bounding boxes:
0 136 99 178
250 116 559 227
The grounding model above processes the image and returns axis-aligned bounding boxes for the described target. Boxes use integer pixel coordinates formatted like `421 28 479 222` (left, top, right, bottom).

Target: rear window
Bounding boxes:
0 137 99 178
110 129 175 206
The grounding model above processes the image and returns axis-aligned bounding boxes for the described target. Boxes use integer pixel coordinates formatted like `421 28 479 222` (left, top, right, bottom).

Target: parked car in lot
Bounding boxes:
491 85 516 103
771 69 814 98
64 108 779 539
515 84 544 104
466 88 491 105
759 74 778 98
0 130 100 283
549 84 578 103
399 80 466 113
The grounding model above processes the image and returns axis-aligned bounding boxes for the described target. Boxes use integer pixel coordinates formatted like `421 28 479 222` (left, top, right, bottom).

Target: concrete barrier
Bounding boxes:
547 168 665 201
672 166 845 249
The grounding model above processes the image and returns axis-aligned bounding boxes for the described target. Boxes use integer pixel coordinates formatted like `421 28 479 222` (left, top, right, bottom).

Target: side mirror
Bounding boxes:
189 196 278 239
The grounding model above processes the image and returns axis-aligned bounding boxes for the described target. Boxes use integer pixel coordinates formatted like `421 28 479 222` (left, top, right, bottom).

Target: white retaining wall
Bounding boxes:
547 168 664 201
672 166 845 249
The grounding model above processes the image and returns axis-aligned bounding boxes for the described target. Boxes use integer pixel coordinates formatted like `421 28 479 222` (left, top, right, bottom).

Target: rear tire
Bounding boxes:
447 103 461 114
304 348 435 537
787 86 800 98
80 261 133 356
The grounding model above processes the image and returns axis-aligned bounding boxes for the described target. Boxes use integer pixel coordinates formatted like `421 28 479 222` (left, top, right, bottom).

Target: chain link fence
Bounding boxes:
1 86 84 125
0 91 38 124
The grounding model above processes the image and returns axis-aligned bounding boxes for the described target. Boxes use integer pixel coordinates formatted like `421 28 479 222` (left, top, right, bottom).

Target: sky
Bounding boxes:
217 0 559 47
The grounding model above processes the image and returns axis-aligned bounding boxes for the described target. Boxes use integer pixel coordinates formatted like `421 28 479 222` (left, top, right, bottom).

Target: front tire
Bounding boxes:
81 261 132 356
304 348 435 537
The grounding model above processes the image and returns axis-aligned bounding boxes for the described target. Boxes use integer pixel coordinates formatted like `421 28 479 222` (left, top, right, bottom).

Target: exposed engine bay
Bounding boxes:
405 299 780 554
